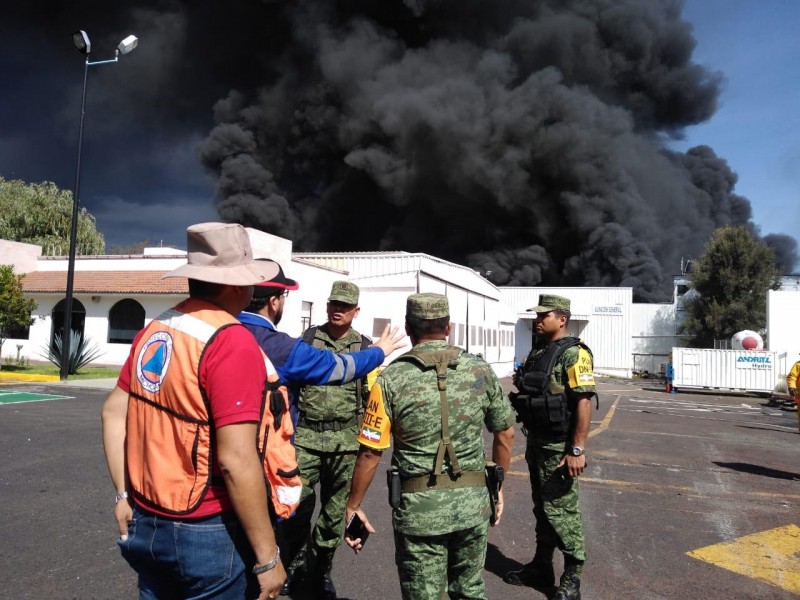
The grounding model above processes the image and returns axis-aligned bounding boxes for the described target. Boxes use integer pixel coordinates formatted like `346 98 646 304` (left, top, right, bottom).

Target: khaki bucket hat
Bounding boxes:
163 222 279 285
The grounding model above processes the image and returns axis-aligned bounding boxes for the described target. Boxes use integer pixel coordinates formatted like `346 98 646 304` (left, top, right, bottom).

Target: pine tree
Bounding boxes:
680 226 780 347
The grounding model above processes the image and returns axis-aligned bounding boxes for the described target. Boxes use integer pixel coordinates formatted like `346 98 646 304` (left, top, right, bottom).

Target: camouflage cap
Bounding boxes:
328 280 359 305
527 293 571 313
406 293 449 319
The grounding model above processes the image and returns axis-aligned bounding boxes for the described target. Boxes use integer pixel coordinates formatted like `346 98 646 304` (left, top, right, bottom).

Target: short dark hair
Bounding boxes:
244 291 284 313
406 315 449 339
244 295 270 313
554 308 571 325
188 278 226 299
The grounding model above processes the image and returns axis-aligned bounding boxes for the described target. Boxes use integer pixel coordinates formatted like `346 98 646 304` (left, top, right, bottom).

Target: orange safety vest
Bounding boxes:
126 298 302 519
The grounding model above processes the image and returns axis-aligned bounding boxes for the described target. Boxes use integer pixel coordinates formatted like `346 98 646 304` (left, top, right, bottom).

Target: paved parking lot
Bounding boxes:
1 378 798 599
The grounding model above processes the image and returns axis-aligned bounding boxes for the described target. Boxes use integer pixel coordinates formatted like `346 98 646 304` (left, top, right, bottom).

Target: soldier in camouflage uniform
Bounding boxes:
288 281 376 599
344 293 515 600
504 294 597 600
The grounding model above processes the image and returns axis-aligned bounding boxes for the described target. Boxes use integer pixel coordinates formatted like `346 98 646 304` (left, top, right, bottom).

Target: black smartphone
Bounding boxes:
345 512 370 546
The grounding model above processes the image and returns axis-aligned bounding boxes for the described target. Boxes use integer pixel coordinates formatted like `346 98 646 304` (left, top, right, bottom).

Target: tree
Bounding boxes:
680 226 780 348
0 265 37 367
0 177 105 255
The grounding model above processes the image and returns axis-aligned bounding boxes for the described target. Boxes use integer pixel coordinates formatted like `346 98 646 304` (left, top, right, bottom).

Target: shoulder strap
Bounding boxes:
348 333 371 406
534 336 581 376
398 345 464 476
302 325 319 346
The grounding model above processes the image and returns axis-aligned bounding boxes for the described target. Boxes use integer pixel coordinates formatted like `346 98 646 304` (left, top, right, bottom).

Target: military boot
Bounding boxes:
280 543 311 596
553 564 581 600
503 554 555 588
311 547 337 600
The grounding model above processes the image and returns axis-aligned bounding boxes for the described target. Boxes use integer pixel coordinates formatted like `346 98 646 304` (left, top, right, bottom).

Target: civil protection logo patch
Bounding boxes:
136 331 173 393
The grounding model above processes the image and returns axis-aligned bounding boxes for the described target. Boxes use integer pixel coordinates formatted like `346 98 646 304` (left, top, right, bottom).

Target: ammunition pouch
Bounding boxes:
510 391 570 442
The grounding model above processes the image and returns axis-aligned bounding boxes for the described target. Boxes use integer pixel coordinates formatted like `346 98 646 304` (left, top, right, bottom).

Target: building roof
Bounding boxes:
21 271 188 295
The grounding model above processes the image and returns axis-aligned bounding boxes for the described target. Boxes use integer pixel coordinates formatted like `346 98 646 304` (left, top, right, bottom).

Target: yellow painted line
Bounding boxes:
510 394 620 464
688 525 800 595
588 394 620 438
0 372 60 382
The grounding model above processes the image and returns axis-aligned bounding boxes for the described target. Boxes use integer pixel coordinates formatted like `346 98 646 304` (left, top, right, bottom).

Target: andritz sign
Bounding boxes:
735 355 772 370
736 356 771 364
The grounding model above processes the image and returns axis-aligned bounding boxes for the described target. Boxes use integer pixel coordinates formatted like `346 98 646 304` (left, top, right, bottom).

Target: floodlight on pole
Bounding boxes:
61 30 138 381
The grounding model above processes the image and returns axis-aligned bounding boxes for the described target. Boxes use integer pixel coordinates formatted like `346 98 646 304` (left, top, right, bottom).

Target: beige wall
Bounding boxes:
0 239 42 273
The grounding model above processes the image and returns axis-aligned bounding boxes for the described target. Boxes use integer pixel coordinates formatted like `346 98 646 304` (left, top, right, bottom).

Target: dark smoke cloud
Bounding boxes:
198 0 780 301
763 234 798 276
4 2 795 288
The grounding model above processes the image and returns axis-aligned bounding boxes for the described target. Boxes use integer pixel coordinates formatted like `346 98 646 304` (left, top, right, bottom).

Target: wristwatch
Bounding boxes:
570 446 584 456
114 491 129 504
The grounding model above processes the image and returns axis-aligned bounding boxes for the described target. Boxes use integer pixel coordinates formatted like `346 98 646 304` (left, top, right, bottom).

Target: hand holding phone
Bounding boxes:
345 512 370 547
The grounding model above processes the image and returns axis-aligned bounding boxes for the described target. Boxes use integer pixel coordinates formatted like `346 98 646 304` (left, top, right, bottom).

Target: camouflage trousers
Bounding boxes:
288 446 357 552
394 520 489 600
525 444 586 563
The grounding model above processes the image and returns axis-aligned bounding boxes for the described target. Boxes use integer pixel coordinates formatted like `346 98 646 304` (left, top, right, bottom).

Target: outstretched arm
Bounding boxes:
281 324 405 386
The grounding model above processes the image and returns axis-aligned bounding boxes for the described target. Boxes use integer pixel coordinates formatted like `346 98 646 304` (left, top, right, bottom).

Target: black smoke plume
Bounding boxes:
764 234 798 276
199 0 787 300
9 2 795 294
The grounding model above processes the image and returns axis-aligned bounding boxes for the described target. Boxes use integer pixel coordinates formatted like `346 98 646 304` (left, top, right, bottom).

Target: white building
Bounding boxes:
500 287 633 378
16 232 794 381
295 251 518 375
767 288 800 376
4 233 519 376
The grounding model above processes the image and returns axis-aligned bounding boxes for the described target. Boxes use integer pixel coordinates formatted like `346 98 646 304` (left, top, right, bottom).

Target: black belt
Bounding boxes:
297 415 359 432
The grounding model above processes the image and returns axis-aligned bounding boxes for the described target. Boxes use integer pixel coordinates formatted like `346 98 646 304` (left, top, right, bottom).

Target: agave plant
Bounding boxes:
41 330 104 375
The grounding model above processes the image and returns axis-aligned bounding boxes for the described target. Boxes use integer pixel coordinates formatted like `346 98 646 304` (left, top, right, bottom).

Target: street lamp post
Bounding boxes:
61 30 138 381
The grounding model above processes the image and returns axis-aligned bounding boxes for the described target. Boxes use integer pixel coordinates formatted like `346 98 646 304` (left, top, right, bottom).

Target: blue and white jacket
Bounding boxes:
237 311 384 413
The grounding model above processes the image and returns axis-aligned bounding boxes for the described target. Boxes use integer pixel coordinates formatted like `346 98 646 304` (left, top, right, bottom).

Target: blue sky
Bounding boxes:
673 0 800 245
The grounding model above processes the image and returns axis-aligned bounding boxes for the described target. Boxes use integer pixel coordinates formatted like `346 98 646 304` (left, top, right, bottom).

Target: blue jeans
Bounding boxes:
118 506 258 599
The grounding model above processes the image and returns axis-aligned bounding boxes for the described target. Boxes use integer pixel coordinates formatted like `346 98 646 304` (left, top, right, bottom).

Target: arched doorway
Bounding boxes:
51 298 87 349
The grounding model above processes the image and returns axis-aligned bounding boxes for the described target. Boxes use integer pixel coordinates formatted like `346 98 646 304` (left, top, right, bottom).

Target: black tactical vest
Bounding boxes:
512 336 586 442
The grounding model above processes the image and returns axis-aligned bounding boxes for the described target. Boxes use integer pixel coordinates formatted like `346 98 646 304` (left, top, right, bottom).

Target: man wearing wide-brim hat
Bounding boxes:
101 222 290 600
504 293 597 600
344 293 515 599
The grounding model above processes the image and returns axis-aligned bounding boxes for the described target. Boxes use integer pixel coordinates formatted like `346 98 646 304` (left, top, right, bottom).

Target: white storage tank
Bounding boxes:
672 347 778 394
730 330 764 351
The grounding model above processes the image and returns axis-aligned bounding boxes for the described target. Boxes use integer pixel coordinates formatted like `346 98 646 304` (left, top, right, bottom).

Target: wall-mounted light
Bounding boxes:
91 295 101 302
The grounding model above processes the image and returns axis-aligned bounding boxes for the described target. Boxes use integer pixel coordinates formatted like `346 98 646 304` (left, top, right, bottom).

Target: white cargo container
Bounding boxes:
671 347 779 394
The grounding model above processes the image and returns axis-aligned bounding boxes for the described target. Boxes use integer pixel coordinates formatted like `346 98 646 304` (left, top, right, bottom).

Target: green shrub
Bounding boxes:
40 331 104 375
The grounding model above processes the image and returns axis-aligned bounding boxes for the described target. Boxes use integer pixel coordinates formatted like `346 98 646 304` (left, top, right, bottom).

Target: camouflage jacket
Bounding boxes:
295 325 368 452
359 340 515 536
521 338 596 450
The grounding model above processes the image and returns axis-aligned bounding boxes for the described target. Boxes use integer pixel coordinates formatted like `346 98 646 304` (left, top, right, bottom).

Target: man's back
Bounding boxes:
370 340 513 537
